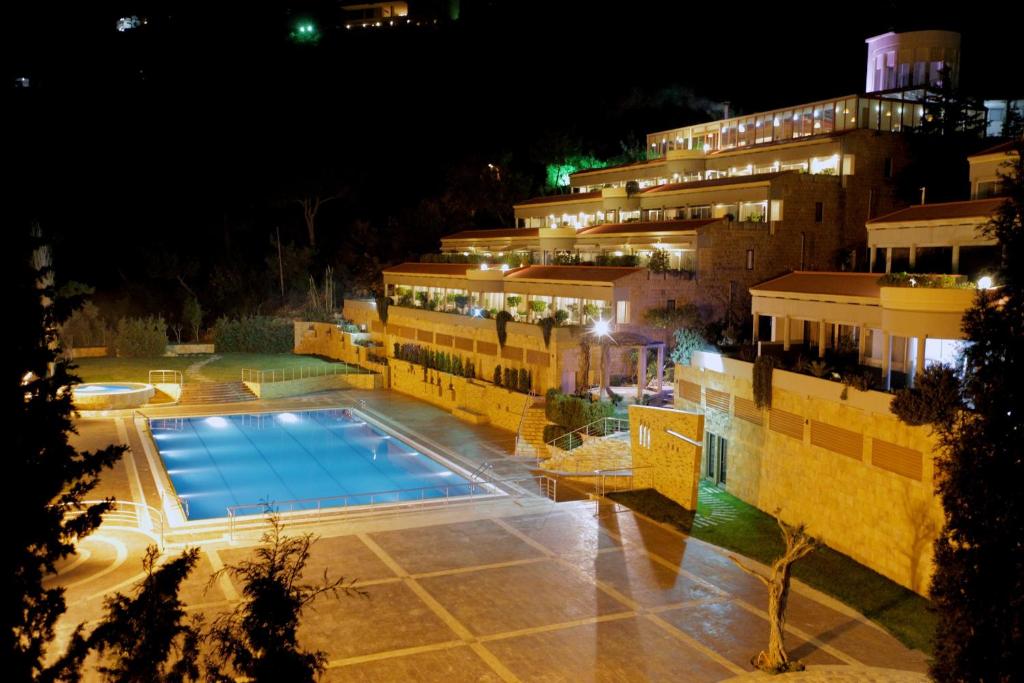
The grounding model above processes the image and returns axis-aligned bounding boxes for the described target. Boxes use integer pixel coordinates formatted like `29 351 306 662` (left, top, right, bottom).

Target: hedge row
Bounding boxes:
213 316 293 353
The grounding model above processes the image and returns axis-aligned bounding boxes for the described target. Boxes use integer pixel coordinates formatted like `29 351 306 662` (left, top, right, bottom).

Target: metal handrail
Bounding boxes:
62 499 166 549
225 474 558 538
512 390 538 454
148 369 183 385
240 364 358 384
546 416 630 451
595 466 655 498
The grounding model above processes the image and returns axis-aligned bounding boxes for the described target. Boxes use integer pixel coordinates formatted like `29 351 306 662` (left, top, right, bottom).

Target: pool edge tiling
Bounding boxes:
149 409 477 521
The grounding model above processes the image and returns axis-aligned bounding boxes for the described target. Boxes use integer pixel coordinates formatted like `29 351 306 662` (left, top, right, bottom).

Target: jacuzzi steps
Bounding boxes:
178 381 256 406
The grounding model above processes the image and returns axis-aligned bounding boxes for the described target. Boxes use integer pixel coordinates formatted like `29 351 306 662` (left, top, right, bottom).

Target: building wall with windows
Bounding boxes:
674 351 943 595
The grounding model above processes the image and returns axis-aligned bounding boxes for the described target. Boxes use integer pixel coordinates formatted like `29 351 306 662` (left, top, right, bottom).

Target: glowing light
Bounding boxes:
977 276 994 290
737 124 745 133
462 251 469 256
471 308 483 317
205 417 229 429
277 412 300 424
500 264 510 272
591 319 612 337
480 263 489 271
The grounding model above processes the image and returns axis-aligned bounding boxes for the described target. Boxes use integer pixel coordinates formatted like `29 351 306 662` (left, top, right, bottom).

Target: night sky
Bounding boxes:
8 0 1022 303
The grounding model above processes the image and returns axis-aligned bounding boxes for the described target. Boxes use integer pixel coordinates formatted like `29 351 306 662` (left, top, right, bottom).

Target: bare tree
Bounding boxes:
294 191 346 248
730 516 817 673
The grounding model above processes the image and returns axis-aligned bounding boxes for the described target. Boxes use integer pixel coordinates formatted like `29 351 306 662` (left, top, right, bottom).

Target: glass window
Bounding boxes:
616 300 630 324
690 205 711 219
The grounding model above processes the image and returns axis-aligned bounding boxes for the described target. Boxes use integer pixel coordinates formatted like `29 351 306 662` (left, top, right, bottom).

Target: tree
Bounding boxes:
647 249 671 273
293 190 346 248
920 67 986 138
206 515 365 683
921 143 1023 682
49 547 203 683
182 296 202 343
5 231 124 680
730 518 817 673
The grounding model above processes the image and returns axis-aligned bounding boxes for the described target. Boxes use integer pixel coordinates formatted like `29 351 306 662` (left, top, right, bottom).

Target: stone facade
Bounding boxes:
675 351 943 594
628 405 704 511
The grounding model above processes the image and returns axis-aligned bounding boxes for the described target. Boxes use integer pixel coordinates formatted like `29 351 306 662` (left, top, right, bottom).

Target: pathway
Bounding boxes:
184 353 221 382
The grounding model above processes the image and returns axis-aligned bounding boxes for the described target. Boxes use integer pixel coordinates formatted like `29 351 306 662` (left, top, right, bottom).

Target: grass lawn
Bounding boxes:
607 485 936 655
73 353 360 384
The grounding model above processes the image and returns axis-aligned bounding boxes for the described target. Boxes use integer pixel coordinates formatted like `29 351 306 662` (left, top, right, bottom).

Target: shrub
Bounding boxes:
643 303 702 330
212 316 293 353
519 368 531 394
504 367 515 390
60 301 108 349
506 296 522 313
670 327 707 366
648 249 671 273
113 316 167 357
545 391 614 430
529 300 548 314
493 365 502 387
891 364 962 426
539 317 556 348
495 310 513 347
375 295 390 324
554 309 569 325
807 360 831 378
752 355 776 409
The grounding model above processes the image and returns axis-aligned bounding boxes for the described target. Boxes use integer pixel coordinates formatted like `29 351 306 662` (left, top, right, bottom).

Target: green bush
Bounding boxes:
544 391 614 430
493 365 502 387
60 301 108 349
670 327 707 366
213 316 293 353
113 316 167 357
891 364 962 426
519 368 531 394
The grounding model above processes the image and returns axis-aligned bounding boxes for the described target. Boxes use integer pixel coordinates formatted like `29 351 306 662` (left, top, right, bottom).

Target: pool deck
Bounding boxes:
56 389 930 682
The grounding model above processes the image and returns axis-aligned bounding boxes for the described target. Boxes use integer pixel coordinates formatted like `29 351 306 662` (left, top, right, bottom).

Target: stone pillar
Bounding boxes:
600 343 611 400
817 320 827 358
882 333 892 391
952 244 960 273
656 345 665 393
752 312 760 343
885 248 893 273
783 316 791 351
637 347 647 401
869 246 877 273
908 245 917 269
857 324 868 364
915 335 927 383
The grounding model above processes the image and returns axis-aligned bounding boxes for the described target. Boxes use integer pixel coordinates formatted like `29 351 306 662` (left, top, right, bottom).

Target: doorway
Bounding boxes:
704 432 728 487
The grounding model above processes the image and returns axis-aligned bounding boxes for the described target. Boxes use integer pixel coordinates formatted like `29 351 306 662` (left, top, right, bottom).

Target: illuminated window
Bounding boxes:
616 300 631 324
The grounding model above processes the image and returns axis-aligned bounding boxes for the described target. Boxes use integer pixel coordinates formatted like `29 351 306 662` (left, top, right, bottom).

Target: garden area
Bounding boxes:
73 353 357 384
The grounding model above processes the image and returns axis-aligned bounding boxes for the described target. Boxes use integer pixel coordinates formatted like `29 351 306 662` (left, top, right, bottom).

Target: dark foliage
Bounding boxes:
889 364 962 426
5 234 124 680
495 310 513 348
212 316 293 353
752 355 776 409
539 317 555 348
206 515 366 683
50 547 202 683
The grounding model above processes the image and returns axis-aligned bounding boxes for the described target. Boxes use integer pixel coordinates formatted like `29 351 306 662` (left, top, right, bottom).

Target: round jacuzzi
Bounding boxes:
72 382 155 410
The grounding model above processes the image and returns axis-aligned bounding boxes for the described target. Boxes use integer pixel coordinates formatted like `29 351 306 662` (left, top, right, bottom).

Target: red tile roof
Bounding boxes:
441 228 539 241
578 219 719 236
382 263 472 276
504 266 644 283
867 198 1005 224
968 140 1022 158
751 272 882 299
640 171 794 195
514 191 602 207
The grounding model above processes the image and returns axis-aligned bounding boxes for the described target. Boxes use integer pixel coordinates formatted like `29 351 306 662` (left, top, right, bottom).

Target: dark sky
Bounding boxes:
7 0 1023 290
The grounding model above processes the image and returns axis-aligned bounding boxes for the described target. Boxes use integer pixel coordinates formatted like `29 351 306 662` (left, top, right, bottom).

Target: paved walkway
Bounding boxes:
55 388 929 681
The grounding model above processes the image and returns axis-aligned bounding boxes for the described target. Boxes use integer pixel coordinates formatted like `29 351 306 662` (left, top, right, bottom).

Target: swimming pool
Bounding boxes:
150 410 475 521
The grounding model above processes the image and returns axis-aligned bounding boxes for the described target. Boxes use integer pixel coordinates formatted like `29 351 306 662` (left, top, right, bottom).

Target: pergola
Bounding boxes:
593 330 667 401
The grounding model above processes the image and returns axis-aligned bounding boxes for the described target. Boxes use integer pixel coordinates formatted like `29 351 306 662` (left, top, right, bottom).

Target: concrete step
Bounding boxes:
179 381 257 405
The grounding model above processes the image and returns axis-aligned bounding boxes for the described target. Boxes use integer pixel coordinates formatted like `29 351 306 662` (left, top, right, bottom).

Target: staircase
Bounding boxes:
515 405 552 458
178 381 257 405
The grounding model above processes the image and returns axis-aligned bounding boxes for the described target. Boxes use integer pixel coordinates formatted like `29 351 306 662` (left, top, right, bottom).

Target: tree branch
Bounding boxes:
729 555 771 586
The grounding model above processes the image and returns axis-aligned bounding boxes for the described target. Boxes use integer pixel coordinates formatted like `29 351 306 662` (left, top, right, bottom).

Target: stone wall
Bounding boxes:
628 405 704 511
244 372 380 399
389 358 531 432
165 343 216 355
68 346 108 359
675 351 943 594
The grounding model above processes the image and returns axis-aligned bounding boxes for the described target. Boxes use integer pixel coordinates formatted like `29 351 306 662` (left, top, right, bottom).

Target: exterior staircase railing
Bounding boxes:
241 364 356 384
545 416 630 452
148 369 183 385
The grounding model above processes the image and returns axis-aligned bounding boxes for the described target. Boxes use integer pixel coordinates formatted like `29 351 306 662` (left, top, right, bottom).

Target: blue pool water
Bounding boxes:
75 383 142 394
150 410 473 520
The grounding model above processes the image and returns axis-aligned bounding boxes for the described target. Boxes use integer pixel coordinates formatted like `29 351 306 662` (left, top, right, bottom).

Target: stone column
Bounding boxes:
817 320 827 358
952 244 960 273
783 316 791 351
857 324 868 364
915 335 927 383
869 246 877 273
656 345 665 393
909 245 917 269
752 312 760 343
885 248 893 273
636 347 647 401
882 333 892 391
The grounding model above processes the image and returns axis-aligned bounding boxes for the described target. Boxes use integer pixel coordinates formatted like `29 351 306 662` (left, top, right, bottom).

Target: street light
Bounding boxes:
977 276 994 290
591 318 611 338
